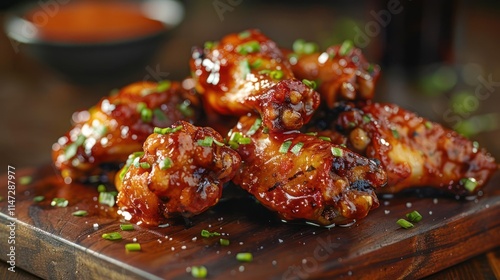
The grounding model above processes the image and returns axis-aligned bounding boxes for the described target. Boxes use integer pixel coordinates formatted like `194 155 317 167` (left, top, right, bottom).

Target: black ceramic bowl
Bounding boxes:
4 0 184 84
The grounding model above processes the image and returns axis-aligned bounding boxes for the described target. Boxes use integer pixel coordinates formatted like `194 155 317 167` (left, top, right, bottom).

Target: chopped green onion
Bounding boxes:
201 229 220 238
461 177 478 192
290 142 304 155
160 157 173 170
140 108 153 123
363 115 372 124
229 132 251 149
269 70 284 80
120 224 135 231
262 127 269 134
293 39 318 54
191 266 208 278
302 79 317 90
250 59 263 69
153 108 169 122
154 125 183 135
238 30 251 39
157 80 172 92
136 102 147 113
204 41 215 50
64 134 86 160
51 198 68 207
331 147 343 157
236 252 253 262
72 210 88 217
198 136 214 147
406 210 423 223
367 63 375 74
424 121 433 129
139 162 151 169
119 152 145 181
279 140 292 154
99 192 116 207
397 219 414 229
240 59 251 79
102 232 122 241
177 101 194 117
19 176 32 185
303 42 318 54
339 40 354 56
97 184 107 193
305 132 317 136
391 128 400 139
33 196 45 202
319 136 331 142
219 238 230 246
125 243 141 251
236 40 260 55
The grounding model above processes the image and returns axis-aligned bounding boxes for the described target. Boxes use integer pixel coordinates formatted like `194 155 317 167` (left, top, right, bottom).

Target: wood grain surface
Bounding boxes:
1 165 499 280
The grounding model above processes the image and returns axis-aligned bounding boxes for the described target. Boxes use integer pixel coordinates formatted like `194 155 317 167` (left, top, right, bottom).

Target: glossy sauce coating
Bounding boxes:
230 114 387 226
52 81 200 183
309 102 498 195
190 29 320 132
116 121 241 226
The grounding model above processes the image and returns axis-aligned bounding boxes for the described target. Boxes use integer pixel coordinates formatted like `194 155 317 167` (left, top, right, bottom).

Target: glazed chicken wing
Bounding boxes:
287 40 380 108
52 80 200 183
116 121 241 226
308 102 498 195
190 29 320 132
229 114 387 226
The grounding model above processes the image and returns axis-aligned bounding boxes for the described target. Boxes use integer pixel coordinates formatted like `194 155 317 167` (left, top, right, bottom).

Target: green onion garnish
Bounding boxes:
140 108 153 123
198 136 214 147
139 162 151 169
406 210 423 223
279 140 292 154
363 115 372 124
191 266 208 278
177 101 194 117
136 102 147 113
204 41 215 50
303 42 318 54
19 176 32 185
391 128 400 139
64 134 86 160
319 136 331 142
219 238 230 246
290 142 304 155
339 40 354 56
97 184 106 193
72 210 88 217
397 219 414 229
154 125 183 135
119 151 145 182
293 39 317 54
269 70 284 80
238 30 251 39
51 198 68 207
331 147 343 157
240 59 251 79
157 80 172 92
120 224 135 231
424 121 433 129
302 79 317 90
102 232 122 241
153 109 169 122
201 229 220 238
125 243 141 251
236 40 260 55
99 192 116 207
33 196 45 202
229 132 251 149
250 59 263 69
461 177 478 192
236 252 253 262
160 157 173 170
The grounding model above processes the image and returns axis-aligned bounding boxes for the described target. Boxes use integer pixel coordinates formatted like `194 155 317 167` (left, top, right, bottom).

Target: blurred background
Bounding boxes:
0 0 499 169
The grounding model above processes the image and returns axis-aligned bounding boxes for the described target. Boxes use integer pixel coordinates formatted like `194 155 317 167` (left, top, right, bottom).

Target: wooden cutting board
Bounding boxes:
1 164 499 280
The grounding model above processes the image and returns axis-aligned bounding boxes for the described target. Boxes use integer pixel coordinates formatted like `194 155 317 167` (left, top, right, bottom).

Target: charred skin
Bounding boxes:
52 81 200 183
309 102 498 195
230 114 387 226
116 121 241 226
287 43 380 108
190 29 320 132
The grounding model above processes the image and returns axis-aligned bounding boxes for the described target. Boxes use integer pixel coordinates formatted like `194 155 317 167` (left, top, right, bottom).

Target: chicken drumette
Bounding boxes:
287 40 380 108
190 29 320 132
116 121 241 226
308 102 498 195
52 81 200 183
229 114 387 226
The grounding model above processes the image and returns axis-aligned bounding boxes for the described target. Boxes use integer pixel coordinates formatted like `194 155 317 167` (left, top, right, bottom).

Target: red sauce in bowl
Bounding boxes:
25 1 166 43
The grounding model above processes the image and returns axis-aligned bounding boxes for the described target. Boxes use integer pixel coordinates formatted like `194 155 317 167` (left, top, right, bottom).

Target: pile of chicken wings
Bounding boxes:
52 30 497 227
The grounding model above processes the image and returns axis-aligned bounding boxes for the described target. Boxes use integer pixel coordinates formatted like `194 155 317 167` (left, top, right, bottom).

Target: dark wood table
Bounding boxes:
1 1 499 279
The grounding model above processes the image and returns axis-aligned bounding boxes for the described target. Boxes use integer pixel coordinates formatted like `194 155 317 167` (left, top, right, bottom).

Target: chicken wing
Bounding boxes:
115 121 241 226
287 40 380 108
308 102 498 195
190 29 320 132
229 114 387 226
52 80 200 183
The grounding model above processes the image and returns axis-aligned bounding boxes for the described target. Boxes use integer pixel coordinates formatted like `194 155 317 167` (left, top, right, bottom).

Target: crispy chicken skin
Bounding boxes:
287 42 380 108
190 29 320 132
309 102 498 195
230 114 387 226
115 121 241 226
52 81 200 183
